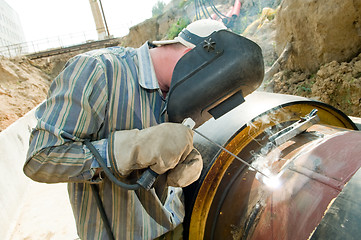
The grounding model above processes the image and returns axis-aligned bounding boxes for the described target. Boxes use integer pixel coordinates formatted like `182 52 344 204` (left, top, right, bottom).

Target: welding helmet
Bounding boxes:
165 29 264 128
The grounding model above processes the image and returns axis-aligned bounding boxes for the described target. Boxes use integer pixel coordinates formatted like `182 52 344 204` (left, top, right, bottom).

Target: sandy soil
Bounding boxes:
0 56 51 131
268 53 361 117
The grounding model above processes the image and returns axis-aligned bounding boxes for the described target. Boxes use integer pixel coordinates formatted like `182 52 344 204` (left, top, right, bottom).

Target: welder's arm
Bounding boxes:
109 123 203 187
24 136 108 183
24 54 109 183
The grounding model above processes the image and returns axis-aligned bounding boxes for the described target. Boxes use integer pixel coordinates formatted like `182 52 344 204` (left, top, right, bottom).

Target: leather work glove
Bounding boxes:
110 123 194 177
166 148 203 187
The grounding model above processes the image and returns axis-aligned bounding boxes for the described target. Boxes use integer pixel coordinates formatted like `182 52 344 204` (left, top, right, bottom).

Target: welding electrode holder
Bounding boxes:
85 138 158 190
84 118 196 191
84 139 153 190
84 139 141 190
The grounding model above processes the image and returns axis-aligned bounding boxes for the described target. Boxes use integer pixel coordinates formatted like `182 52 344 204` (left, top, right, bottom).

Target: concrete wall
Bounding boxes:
0 108 36 239
0 108 77 240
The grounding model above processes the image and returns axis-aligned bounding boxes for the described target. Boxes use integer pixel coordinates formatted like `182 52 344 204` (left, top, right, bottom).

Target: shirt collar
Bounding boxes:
136 42 159 90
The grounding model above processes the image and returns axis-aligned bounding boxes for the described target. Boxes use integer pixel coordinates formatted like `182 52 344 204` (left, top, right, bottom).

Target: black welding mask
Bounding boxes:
166 29 264 127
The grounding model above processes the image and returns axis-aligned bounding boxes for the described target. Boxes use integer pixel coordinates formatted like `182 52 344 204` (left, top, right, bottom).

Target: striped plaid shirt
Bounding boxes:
24 43 184 239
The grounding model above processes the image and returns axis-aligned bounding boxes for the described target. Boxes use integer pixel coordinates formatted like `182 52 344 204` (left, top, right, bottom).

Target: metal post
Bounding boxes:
98 0 110 37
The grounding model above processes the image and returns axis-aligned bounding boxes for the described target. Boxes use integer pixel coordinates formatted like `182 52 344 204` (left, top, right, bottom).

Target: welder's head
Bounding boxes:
152 19 228 48
155 20 265 128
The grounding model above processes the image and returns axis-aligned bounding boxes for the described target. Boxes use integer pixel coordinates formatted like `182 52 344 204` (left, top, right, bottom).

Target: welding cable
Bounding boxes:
195 0 232 24
194 0 201 20
195 0 200 19
209 0 229 19
208 0 233 26
198 0 207 19
201 0 213 19
204 0 214 19
90 184 115 240
84 139 149 239
84 139 140 190
196 0 210 19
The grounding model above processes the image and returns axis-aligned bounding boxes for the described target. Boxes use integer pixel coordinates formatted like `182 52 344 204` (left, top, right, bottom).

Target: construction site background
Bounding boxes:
0 0 361 239
1 0 360 132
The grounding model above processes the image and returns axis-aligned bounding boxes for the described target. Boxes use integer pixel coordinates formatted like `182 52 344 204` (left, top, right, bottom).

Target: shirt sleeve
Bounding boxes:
24 53 109 183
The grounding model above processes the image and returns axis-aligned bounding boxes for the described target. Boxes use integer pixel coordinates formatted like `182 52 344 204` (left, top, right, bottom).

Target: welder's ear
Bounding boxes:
182 47 192 55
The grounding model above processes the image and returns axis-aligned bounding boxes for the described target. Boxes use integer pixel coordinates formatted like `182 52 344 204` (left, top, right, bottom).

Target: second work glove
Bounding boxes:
109 123 201 186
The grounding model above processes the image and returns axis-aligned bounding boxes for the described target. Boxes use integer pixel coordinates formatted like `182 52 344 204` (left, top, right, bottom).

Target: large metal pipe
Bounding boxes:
183 92 361 239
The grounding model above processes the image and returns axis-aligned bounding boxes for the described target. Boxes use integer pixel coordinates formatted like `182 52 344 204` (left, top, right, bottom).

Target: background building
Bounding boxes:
0 0 26 56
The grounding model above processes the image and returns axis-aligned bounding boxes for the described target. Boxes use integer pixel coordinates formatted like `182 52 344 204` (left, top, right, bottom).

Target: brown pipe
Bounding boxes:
183 92 361 239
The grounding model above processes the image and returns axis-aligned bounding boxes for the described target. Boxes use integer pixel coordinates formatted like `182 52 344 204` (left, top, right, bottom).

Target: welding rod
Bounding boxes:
137 118 271 191
181 118 270 178
192 128 271 179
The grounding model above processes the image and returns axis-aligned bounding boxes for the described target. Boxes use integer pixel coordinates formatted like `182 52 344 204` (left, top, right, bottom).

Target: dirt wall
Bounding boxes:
275 0 361 72
0 57 51 131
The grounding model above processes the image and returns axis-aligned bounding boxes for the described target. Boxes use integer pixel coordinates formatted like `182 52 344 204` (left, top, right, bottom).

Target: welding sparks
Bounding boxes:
255 169 282 189
249 138 283 189
263 174 282 189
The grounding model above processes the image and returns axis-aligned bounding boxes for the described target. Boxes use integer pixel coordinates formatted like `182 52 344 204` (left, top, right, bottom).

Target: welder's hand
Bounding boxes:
166 148 203 187
110 123 194 176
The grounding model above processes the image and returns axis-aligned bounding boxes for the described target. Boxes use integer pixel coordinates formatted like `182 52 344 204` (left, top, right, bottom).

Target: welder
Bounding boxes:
23 19 264 240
